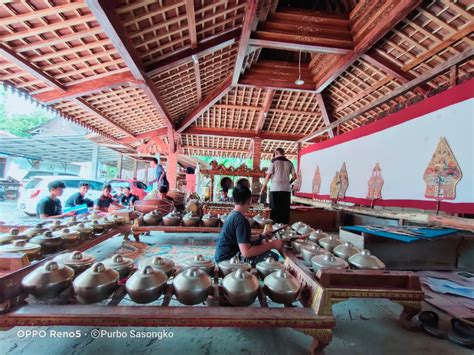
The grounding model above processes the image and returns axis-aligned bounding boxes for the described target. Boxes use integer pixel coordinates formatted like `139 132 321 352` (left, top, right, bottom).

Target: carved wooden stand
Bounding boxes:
284 250 424 333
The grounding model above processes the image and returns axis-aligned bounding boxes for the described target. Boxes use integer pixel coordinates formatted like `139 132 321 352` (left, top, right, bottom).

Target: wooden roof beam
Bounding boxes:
183 126 310 142
185 0 198 49
0 43 66 91
299 48 474 143
362 50 429 94
119 128 168 144
33 72 141 104
255 89 274 134
192 55 202 102
314 0 421 93
315 94 335 138
73 98 135 138
232 0 259 85
177 76 233 133
145 27 241 76
86 0 174 130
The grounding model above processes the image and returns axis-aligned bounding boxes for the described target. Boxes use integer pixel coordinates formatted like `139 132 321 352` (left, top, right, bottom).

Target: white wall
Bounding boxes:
300 98 474 203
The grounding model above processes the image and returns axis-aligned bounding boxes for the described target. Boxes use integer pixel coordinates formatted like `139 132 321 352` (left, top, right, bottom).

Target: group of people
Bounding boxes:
214 148 296 266
36 181 140 219
36 157 171 219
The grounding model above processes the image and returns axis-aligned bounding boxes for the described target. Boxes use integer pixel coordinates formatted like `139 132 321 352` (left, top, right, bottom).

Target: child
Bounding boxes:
214 185 282 265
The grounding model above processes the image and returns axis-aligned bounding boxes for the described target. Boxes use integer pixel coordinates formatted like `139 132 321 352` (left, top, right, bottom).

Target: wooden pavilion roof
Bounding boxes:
0 0 472 160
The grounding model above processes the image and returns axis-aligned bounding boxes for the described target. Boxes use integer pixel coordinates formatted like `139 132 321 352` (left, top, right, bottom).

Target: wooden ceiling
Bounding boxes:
0 0 472 160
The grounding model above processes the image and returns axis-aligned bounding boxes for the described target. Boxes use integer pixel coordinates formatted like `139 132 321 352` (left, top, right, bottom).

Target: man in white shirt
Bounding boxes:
260 148 296 224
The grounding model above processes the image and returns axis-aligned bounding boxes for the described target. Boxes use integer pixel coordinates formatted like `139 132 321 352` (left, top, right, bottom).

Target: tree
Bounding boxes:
0 85 51 137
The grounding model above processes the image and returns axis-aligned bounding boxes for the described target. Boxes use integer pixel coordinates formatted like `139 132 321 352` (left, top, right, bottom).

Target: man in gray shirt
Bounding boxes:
260 148 296 224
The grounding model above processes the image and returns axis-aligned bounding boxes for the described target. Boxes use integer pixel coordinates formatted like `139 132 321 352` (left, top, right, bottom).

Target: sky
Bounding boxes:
4 87 52 118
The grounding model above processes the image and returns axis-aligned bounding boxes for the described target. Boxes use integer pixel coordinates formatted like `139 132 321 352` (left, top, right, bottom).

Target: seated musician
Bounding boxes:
94 184 124 212
119 186 139 207
214 185 282 266
65 181 93 208
218 188 232 203
37 180 75 219
159 185 174 203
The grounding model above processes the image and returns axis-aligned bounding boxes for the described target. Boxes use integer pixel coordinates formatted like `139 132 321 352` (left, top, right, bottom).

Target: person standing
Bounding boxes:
260 148 296 224
37 181 75 219
149 157 169 190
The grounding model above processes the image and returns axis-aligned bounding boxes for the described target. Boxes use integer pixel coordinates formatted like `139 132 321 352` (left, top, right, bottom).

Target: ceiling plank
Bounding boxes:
300 48 473 143
185 0 198 49
86 0 174 129
0 43 66 91
145 27 241 75
316 94 334 138
231 0 259 85
33 72 141 104
248 37 352 54
177 76 233 133
314 0 421 93
255 89 275 134
73 98 136 138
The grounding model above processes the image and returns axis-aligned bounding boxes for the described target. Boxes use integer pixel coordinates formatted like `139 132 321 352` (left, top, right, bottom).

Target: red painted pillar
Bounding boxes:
252 137 262 170
167 153 178 190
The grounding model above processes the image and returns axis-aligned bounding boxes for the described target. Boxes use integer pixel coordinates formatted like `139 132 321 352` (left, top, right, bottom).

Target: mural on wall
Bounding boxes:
423 137 462 200
330 171 341 199
312 166 321 196
339 162 349 198
367 163 384 200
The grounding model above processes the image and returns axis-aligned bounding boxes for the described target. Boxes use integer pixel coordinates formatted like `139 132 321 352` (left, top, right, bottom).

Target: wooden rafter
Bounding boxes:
362 50 429 94
0 44 65 91
177 76 233 133
119 128 168 144
314 0 421 92
33 72 141 104
73 98 135 138
316 94 334 138
255 89 274 134
231 0 258 85
86 0 174 130
145 27 241 76
185 0 197 49
184 126 310 142
193 56 202 102
300 48 473 142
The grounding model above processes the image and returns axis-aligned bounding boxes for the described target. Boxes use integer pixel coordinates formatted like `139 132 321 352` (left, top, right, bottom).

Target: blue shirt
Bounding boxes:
214 210 251 262
155 164 169 187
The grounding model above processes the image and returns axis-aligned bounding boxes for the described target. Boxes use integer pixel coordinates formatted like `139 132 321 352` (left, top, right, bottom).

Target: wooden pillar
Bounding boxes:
132 159 138 179
296 142 301 171
252 137 262 170
167 153 178 190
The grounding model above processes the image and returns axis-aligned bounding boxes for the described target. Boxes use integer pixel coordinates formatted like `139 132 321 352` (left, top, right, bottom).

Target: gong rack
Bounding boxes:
0 226 131 305
202 202 271 219
0 257 335 354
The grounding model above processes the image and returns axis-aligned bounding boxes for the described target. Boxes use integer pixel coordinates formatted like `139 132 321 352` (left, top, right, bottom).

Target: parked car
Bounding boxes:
108 179 148 200
0 186 5 202
17 176 104 216
18 171 79 197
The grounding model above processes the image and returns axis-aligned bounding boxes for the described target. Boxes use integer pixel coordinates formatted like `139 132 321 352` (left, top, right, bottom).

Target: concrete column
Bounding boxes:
132 159 138 179
91 145 99 179
252 137 262 170
144 163 149 184
167 153 178 190
117 154 123 178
